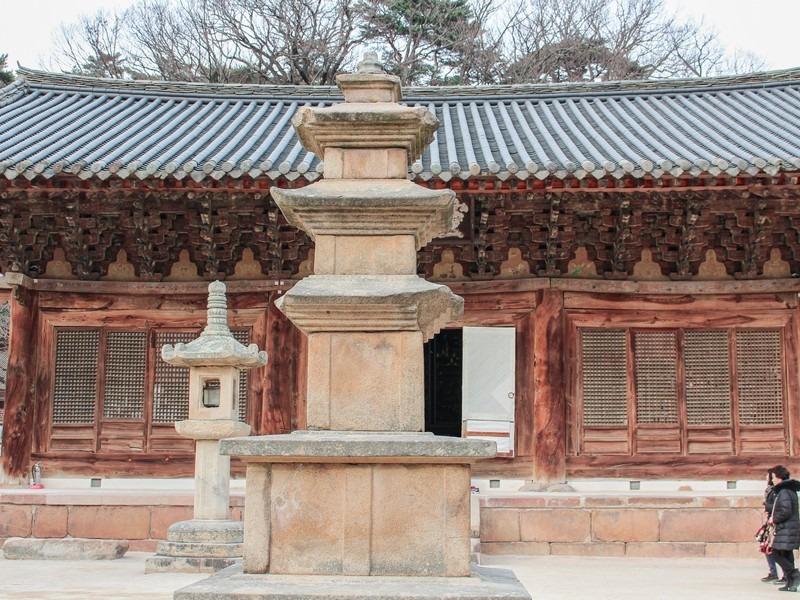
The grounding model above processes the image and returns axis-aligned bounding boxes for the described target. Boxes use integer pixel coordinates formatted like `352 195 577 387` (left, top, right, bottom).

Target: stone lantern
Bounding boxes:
146 281 267 573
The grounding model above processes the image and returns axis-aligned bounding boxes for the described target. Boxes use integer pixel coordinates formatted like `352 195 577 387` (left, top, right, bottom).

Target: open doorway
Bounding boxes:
424 326 516 454
424 329 462 437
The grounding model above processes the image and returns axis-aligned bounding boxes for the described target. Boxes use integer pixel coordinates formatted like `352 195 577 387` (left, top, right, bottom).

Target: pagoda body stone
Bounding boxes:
175 53 530 600
147 281 267 574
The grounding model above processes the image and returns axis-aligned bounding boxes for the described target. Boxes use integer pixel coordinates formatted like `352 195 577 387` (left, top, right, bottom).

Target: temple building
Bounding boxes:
1 67 800 488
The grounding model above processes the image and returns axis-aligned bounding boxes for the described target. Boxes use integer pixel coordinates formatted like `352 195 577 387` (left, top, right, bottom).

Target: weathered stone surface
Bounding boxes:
275 274 463 341
704 542 758 558
306 331 425 431
167 519 243 544
221 431 496 461
271 179 454 249
161 281 267 369
550 542 625 557
591 510 660 542
291 103 439 164
0 505 32 538
146 556 241 574
3 537 128 560
519 509 591 543
175 418 251 440
174 563 531 600
261 462 474 577
479 509 520 543
625 542 705 558
479 542 550 556
147 519 245 573
314 235 417 276
68 506 150 540
660 509 760 542
155 540 243 558
150 506 194 540
33 506 68 538
324 148 408 179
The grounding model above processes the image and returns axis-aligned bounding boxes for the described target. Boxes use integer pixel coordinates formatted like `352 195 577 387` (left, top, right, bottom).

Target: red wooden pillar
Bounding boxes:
1 283 39 479
260 296 306 435
531 289 566 482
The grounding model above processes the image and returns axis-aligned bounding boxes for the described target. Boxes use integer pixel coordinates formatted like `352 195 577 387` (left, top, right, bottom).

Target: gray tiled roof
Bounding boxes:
2 67 800 183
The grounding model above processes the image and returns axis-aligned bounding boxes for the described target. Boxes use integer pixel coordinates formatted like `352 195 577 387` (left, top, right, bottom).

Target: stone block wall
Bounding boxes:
0 490 244 552
480 494 763 558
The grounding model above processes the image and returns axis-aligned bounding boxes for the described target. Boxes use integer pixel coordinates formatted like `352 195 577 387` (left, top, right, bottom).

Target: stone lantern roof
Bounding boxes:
161 280 267 368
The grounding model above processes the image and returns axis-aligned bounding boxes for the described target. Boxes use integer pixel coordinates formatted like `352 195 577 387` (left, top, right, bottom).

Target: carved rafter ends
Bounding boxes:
0 178 798 283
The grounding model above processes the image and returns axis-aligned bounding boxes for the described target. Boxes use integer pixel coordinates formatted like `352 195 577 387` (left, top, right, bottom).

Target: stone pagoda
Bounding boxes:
175 53 530 599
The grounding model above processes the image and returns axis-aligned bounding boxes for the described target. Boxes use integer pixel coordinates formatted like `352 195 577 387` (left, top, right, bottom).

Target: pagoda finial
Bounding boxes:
202 280 231 337
356 52 384 75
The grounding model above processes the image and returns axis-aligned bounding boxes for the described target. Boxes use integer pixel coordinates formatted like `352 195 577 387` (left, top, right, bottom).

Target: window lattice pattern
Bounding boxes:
0 303 9 391
634 331 678 424
153 331 196 423
684 330 731 425
233 329 250 423
736 330 783 425
53 330 99 424
103 332 147 419
581 329 628 426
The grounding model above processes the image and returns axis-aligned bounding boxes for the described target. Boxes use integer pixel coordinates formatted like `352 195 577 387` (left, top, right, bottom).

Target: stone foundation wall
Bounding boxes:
480 494 764 558
0 490 244 552
1 490 765 558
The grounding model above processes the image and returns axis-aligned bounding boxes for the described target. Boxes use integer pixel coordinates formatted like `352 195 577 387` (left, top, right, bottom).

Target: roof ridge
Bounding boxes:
0 77 29 108
18 66 800 100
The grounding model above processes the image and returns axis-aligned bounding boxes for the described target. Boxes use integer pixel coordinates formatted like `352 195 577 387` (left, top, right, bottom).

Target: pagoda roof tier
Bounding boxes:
271 179 454 248
275 275 463 340
1 67 800 184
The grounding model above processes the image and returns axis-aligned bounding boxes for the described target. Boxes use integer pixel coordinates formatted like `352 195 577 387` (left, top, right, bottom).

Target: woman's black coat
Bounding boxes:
772 479 800 551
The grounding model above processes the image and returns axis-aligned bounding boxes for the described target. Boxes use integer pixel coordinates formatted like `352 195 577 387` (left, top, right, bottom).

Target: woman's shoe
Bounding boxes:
779 570 800 592
764 574 780 582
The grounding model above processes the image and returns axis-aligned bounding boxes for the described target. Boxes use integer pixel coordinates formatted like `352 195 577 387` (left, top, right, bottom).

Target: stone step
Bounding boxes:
167 519 243 544
156 540 244 558
145 555 241 574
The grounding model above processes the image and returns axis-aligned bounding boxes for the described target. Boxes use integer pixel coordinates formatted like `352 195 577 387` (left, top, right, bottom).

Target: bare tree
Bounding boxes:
48 0 766 84
51 10 128 78
501 0 756 83
208 0 361 84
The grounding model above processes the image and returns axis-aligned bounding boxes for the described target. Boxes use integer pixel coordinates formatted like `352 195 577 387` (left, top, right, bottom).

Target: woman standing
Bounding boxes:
764 469 782 583
770 465 800 592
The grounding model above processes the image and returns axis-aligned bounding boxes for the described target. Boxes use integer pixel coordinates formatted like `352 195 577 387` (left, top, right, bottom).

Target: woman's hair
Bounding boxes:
768 469 775 486
773 465 791 480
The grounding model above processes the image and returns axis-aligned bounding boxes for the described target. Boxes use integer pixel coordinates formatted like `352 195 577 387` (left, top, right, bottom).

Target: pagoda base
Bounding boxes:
174 563 531 599
220 432 496 577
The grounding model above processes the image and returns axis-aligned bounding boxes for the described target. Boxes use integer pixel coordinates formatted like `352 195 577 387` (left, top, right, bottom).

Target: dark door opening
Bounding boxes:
424 329 462 437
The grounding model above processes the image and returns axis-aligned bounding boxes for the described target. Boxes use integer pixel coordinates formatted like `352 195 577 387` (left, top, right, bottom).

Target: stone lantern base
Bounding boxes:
174 563 530 599
145 519 244 574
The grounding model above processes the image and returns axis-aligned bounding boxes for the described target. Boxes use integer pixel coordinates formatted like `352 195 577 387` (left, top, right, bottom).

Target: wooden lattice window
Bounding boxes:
53 330 99 424
233 329 249 422
152 331 196 423
581 329 627 426
736 330 783 425
634 331 678 424
578 323 788 458
103 331 147 419
684 330 731 426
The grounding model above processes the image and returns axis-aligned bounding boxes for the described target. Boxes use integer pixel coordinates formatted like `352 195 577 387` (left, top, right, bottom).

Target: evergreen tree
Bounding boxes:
0 54 14 85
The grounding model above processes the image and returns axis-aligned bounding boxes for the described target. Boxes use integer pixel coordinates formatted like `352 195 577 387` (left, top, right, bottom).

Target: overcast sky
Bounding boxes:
3 0 799 74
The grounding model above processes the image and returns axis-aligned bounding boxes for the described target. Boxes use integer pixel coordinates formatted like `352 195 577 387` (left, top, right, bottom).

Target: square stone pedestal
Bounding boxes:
221 432 496 577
